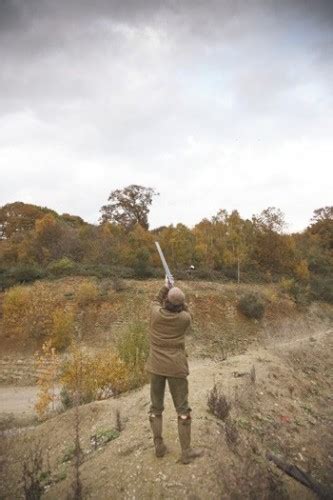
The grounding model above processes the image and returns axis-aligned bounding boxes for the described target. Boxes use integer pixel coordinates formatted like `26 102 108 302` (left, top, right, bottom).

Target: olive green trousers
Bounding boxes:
149 373 191 416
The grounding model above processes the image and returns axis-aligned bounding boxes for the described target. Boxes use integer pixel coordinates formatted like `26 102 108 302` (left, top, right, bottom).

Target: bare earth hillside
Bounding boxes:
0 279 332 498
1 326 332 499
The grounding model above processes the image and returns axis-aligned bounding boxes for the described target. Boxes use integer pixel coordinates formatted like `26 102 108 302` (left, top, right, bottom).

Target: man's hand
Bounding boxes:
165 275 174 289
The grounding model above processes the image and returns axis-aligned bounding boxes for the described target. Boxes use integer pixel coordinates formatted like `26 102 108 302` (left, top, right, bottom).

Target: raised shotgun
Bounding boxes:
155 241 173 281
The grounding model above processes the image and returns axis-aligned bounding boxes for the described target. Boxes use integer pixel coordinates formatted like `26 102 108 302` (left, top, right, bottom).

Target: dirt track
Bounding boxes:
1 326 332 499
0 386 38 415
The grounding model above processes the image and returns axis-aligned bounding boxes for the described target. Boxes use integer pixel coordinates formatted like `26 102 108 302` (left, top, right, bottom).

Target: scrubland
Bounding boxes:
0 277 332 499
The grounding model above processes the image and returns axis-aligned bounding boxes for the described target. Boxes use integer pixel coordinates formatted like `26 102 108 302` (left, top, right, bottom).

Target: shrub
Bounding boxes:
21 442 50 500
294 259 310 282
279 278 311 306
207 383 231 421
61 445 78 463
22 283 58 339
116 321 149 388
117 321 149 366
133 249 153 278
0 269 14 291
76 281 99 306
111 276 127 292
9 263 45 284
50 308 75 351
91 429 120 448
238 292 265 319
0 264 44 290
225 418 239 449
47 258 76 277
76 263 112 278
2 286 31 336
61 347 131 404
74 264 135 279
3 283 58 339
279 277 294 294
310 276 333 304
60 387 73 409
35 341 61 419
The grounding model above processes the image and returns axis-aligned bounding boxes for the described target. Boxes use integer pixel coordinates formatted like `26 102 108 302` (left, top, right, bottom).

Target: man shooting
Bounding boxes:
146 261 203 464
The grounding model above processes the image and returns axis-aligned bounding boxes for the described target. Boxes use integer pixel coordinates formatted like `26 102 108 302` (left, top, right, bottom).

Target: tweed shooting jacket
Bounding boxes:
145 285 191 378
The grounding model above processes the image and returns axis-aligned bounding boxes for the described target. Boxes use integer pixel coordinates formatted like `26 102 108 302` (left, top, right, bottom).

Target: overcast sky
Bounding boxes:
0 0 332 232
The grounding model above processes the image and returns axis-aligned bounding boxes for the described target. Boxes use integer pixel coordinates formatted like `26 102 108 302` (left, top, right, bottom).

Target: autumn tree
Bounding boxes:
299 207 333 276
100 185 158 230
309 206 333 251
251 208 297 276
223 210 250 283
311 206 333 223
193 218 215 268
252 207 286 233
0 202 57 240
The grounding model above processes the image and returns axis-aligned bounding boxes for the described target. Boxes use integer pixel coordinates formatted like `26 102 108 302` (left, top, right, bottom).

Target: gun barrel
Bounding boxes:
155 242 172 278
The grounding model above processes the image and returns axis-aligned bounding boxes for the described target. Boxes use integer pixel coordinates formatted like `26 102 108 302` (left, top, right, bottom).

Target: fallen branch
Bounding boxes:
266 452 332 499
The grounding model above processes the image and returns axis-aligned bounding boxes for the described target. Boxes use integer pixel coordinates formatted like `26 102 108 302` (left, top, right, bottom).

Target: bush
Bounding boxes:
12 263 45 283
225 418 239 448
93 429 120 447
0 269 14 291
78 264 113 279
61 348 131 404
238 292 266 319
310 276 333 304
2 286 31 336
35 341 61 419
279 278 311 306
74 264 135 279
116 321 149 388
207 383 231 421
76 281 99 306
50 308 75 351
60 386 73 409
0 264 45 289
117 321 149 365
111 276 127 292
133 249 153 278
3 283 58 339
47 258 76 277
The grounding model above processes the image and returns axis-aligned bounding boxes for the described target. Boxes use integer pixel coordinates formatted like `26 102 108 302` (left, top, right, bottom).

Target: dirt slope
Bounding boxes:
1 326 332 499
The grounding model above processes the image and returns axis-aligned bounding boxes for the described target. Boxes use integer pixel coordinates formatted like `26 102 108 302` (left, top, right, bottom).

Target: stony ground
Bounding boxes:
1 323 332 499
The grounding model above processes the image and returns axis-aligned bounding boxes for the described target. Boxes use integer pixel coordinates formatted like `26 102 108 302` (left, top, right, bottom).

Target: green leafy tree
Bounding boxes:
100 185 158 230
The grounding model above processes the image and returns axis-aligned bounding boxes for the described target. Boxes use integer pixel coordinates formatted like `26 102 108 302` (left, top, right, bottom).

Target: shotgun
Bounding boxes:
155 242 173 284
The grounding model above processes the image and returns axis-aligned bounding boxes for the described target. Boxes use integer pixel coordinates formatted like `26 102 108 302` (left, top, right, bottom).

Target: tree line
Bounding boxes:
0 186 332 302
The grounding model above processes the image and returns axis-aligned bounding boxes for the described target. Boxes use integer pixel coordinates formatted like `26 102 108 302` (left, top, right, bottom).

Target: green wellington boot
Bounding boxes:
178 417 204 464
149 415 167 458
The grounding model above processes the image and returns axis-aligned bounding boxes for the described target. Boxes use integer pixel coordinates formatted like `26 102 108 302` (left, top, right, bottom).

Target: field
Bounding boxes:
0 277 332 499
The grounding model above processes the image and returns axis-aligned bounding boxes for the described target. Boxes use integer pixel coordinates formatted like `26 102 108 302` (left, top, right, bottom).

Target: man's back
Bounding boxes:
146 285 191 378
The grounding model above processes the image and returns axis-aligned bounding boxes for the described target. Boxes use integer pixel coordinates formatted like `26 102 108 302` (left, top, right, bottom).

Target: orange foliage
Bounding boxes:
61 347 131 401
35 341 60 419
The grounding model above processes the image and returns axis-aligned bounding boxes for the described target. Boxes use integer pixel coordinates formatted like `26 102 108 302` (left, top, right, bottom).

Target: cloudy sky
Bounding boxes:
0 0 332 232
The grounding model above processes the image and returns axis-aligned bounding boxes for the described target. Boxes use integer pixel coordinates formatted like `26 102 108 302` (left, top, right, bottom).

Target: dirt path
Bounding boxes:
1 328 329 417
2 327 332 499
1 327 332 499
0 386 38 415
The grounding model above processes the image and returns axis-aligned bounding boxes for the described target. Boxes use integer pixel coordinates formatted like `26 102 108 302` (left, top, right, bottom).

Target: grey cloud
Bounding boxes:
0 0 332 231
